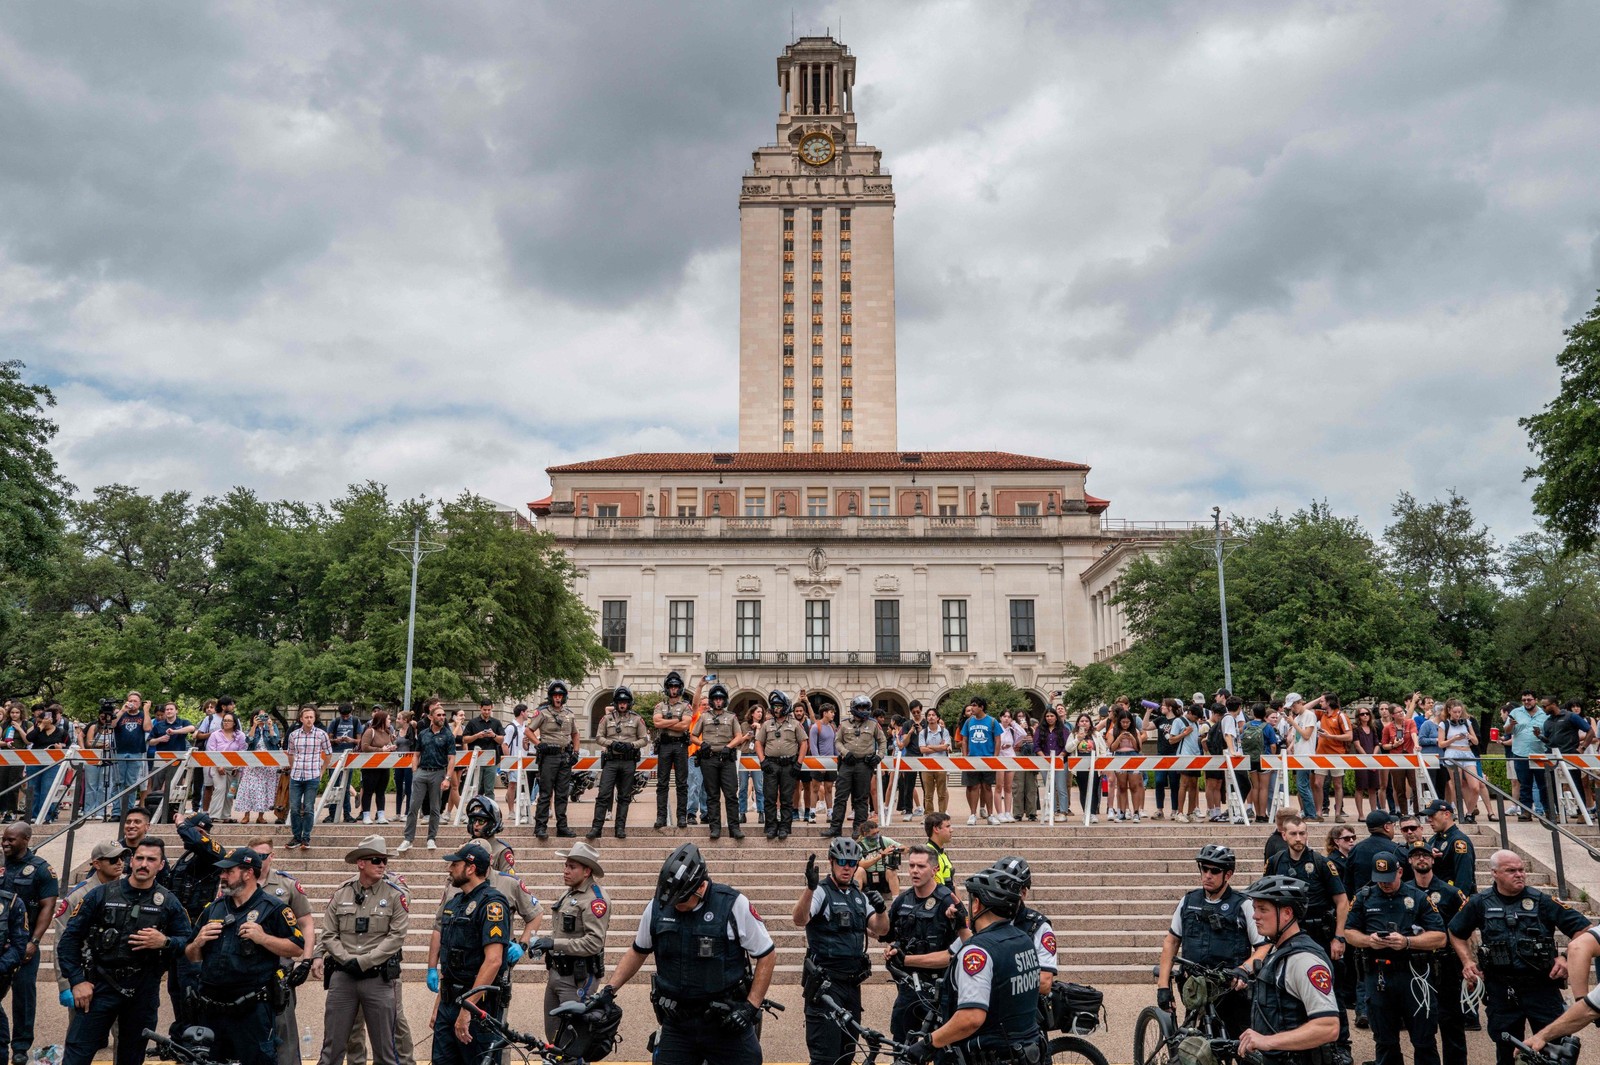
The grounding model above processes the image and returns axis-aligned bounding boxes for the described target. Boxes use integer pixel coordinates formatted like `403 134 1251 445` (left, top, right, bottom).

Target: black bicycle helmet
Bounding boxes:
663 670 685 693
709 683 729 704
828 837 864 864
464 795 503 838
551 999 622 1062
656 842 708 908
769 690 792 715
547 680 569 700
1238 876 1308 917
1196 844 1236 872
568 770 595 800
612 686 633 706
964 868 1024 919
993 855 1032 890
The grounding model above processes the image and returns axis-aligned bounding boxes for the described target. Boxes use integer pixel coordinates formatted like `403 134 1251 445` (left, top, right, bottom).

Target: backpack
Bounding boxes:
1241 720 1266 758
1204 722 1227 756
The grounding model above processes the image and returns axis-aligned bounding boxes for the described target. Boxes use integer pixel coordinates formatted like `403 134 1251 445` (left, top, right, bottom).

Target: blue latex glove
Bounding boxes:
426 967 440 994
60 989 75 1008
506 942 524 966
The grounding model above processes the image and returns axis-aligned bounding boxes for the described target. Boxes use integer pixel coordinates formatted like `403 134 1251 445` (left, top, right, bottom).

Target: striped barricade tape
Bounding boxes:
1283 754 1438 771
1530 753 1600 770
156 751 290 768
0 750 78 766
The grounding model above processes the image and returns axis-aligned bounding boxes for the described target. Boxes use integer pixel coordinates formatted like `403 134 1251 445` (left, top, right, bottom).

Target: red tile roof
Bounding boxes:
545 450 1091 475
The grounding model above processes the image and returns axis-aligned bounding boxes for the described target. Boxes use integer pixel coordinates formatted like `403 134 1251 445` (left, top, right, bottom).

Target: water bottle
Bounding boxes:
301 1025 314 1060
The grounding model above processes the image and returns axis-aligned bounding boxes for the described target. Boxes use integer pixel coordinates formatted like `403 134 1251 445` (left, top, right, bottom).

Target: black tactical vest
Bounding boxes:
197 887 280 993
888 885 962 957
1178 888 1252 968
650 882 751 1000
1250 933 1331 1063
943 921 1042 1050
1478 890 1558 975
807 879 869 963
91 879 169 969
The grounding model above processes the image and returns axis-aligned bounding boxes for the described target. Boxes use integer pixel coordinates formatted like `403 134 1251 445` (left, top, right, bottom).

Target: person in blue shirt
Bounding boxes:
958 698 999 826
1169 704 1202 822
326 705 365 823
1500 692 1547 820
108 694 150 820
146 704 195 812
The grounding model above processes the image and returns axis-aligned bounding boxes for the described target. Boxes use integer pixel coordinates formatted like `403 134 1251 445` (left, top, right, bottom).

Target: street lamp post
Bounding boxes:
1188 506 1246 693
388 522 445 712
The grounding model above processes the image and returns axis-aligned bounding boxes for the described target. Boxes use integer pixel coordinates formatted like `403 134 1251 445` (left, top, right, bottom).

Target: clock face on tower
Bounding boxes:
799 132 836 167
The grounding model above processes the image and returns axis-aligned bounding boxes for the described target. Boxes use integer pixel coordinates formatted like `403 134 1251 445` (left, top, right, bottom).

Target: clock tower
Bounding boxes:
738 36 896 453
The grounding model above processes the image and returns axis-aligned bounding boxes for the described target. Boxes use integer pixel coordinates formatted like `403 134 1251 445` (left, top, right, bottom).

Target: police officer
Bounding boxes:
1344 855 1446 1065
543 842 610 1039
528 682 579 841
1423 800 1477 896
0 886 26 1059
464 796 515 873
1262 815 1351 1056
52 841 126 1008
692 685 747 841
431 843 511 1065
1405 841 1468 1065
901 868 1040 1065
184 847 306 1065
588 687 649 840
169 812 226 919
252 838 316 1065
756 692 807 840
795 838 889 1065
0 822 58 1065
313 836 409 1065
590 843 775 1065
991 857 1059 997
823 697 887 840
1447 849 1592 1065
1156 845 1265 1039
1347 811 1406 896
652 672 695 830
1236 877 1342 1065
883 845 968 1042
58 839 191 1065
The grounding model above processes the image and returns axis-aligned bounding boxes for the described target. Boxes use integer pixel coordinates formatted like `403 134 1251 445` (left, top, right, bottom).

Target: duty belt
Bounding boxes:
536 744 568 757
699 749 735 762
196 987 268 1009
546 952 604 977
766 756 797 765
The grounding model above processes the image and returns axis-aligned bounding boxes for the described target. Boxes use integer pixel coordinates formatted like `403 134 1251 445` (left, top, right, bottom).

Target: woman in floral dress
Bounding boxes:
235 708 282 823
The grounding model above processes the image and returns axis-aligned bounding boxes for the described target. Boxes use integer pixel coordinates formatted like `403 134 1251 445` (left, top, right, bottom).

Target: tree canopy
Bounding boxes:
0 361 71 577
1523 291 1600 552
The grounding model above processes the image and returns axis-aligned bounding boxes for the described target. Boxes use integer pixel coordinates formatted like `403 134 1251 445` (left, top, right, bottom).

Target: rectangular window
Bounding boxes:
676 506 697 518
868 489 890 517
1017 502 1040 517
807 489 828 516
805 600 831 660
874 600 900 660
942 599 968 653
735 600 761 660
1009 599 1036 653
667 600 694 654
601 600 627 653
595 504 619 518
937 487 959 516
744 491 766 517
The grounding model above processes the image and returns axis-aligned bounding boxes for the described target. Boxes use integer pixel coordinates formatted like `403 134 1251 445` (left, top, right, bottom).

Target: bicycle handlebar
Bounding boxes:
455 985 552 1054
141 1030 237 1065
1500 1032 1580 1065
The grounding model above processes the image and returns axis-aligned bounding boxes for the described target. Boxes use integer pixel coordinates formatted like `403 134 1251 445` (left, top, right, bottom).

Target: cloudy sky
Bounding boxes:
4 1 1597 543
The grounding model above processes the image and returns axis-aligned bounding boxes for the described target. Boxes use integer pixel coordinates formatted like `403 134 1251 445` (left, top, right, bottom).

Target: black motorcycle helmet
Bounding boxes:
964 868 1024 919
768 690 791 715
993 855 1032 890
709 683 729 705
656 842 708 909
663 670 685 694
850 695 873 719
464 795 503 838
551 999 621 1062
547 680 569 701
612 686 633 707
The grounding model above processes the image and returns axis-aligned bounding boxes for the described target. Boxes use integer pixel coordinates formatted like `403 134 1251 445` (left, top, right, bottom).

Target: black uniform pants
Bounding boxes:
764 761 800 834
700 755 738 829
64 980 161 1065
166 955 199 1041
591 758 636 830
430 1000 495 1065
1365 966 1439 1065
1435 956 1466 1065
805 979 860 1065
830 762 874 832
534 754 571 833
1305 923 1351 1051
198 999 276 1065
655 743 689 826
889 977 940 1044
655 1019 760 1065
1484 976 1565 1065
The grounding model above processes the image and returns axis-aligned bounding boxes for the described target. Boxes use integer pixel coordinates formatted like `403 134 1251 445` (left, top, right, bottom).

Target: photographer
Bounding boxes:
854 818 902 897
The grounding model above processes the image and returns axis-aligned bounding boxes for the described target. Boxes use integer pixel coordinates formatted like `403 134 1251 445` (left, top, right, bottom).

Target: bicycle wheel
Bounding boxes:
1047 1035 1110 1065
1132 1005 1177 1065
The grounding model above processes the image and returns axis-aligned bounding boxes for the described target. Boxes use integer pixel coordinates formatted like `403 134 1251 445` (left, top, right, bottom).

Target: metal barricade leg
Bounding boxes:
161 752 193 823
1083 752 1096 827
1044 757 1056 826
1223 757 1248 824
317 753 352 822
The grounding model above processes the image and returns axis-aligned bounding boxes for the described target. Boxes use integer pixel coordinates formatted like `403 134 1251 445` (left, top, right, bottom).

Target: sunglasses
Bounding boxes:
1199 865 1228 875
834 859 859 868
367 856 389 865
1338 835 1356 842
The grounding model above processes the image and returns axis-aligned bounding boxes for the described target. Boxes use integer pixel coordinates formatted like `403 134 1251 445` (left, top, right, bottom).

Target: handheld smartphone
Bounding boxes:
706 673 718 683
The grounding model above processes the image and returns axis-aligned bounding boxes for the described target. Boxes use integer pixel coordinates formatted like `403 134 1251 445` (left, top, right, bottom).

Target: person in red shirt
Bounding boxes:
1312 694 1353 822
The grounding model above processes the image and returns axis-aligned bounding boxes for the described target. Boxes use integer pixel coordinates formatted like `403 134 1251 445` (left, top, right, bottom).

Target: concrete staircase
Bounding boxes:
39 810 1546 987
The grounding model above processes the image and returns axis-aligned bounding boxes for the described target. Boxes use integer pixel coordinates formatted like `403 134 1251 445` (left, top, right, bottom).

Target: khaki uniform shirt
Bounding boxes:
654 699 695 740
693 708 740 749
757 719 805 758
598 711 649 748
264 869 313 922
549 876 610 958
438 870 541 935
838 718 887 758
478 836 516 874
529 705 579 748
317 875 409 971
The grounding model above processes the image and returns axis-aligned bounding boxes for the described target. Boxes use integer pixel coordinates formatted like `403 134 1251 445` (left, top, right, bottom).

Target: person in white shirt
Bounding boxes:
1285 694 1320 820
503 704 530 816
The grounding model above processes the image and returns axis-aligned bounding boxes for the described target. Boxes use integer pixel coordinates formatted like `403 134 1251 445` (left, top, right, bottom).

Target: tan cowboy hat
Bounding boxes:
344 834 391 863
556 840 605 878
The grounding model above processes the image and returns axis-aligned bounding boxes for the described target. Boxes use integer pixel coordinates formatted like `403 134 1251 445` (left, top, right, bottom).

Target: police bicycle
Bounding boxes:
456 985 618 1065
142 1028 237 1065
818 988 1109 1065
1135 957 1253 1065
1500 1033 1581 1065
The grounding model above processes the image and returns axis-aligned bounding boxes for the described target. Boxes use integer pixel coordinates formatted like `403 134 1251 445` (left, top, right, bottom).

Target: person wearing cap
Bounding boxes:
313 836 409 1065
250 837 317 1065
1405 842 1468 1063
431 841 510 1065
528 684 580 841
184 847 304 1065
0 822 58 1065
1283 694 1320 821
169 811 227 922
57 837 190 1065
1422 800 1476 897
588 688 649 841
1342 810 1404 1028
51 841 127 1005
542 842 609 1040
1344 854 1446 1065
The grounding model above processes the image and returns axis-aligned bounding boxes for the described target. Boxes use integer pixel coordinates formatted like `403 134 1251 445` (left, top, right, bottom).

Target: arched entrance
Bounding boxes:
730 689 765 725
871 690 910 722
803 689 839 720
587 690 616 736
1020 689 1049 723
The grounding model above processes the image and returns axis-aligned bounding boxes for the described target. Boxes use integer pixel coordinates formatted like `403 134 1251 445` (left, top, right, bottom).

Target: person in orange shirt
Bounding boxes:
1312 694 1353 823
686 692 706 825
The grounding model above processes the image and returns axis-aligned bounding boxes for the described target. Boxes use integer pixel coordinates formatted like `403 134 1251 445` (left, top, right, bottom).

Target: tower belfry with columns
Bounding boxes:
738 36 897 454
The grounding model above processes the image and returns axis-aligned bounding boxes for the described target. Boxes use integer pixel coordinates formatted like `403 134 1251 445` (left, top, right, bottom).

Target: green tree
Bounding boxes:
1058 661 1121 712
0 360 72 577
934 680 1032 730
1522 292 1600 551
1495 532 1600 699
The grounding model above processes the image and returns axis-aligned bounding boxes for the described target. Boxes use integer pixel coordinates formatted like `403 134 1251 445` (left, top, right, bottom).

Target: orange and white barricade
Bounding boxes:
311 752 415 822
1274 753 1440 819
1529 753 1600 826
0 749 78 822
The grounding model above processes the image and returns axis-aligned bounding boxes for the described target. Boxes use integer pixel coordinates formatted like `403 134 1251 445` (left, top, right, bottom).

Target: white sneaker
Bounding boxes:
967 814 978 826
1089 814 1098 823
987 815 1001 826
396 840 412 853
426 839 438 850
1004 813 1015 822
377 812 389 824
361 813 372 824
1133 812 1141 822
912 806 924 815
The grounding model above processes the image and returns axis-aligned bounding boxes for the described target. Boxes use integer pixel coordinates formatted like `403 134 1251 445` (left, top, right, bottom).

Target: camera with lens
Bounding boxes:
99 698 118 717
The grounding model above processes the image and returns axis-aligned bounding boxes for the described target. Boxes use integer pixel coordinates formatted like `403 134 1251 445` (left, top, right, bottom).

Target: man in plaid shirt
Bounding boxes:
285 708 331 850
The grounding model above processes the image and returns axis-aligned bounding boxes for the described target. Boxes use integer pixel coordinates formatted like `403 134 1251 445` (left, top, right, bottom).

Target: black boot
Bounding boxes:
709 824 721 840
729 824 745 840
586 826 603 840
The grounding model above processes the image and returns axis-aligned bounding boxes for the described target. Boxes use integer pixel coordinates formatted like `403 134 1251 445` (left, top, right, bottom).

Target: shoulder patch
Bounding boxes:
503 850 515 869
486 901 505 921
591 898 608 918
282 906 295 925
54 899 67 918
963 947 989 975
1307 963 1333 994
748 902 763 923
1453 839 1468 854
1327 861 1338 877
70 899 82 919
1042 931 1057 954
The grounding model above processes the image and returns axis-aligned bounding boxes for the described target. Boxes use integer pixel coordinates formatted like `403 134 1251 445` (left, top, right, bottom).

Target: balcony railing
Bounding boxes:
704 650 933 669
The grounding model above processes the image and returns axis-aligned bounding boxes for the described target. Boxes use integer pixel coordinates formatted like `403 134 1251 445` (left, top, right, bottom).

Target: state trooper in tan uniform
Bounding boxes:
824 697 888 839
313 836 409 1065
252 838 316 1065
527 681 581 841
51 841 126 1002
652 672 696 830
757 691 809 840
692 685 747 840
541 841 610 1040
588 688 650 841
